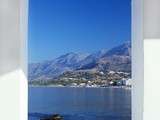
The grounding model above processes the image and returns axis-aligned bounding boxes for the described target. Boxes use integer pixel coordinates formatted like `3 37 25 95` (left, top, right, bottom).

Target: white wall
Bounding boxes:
143 0 160 120
0 0 28 120
144 40 160 120
132 0 144 120
144 0 160 38
133 0 160 120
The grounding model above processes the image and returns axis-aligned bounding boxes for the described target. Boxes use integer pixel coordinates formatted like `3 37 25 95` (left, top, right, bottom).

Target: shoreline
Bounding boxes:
29 85 132 89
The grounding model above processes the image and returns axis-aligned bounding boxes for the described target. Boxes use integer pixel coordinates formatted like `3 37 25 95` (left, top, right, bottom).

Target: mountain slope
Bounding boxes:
96 42 131 72
29 42 131 81
78 42 131 72
29 53 89 80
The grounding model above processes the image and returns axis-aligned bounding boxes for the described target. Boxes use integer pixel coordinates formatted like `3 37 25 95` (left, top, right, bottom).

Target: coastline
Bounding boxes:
29 85 132 89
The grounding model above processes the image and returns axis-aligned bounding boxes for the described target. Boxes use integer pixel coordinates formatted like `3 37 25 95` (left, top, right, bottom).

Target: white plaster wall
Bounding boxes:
143 0 160 120
132 0 144 120
144 0 160 38
133 0 160 120
0 0 28 120
144 40 160 120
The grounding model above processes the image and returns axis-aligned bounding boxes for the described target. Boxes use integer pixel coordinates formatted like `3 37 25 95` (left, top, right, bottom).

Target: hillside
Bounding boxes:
29 42 131 83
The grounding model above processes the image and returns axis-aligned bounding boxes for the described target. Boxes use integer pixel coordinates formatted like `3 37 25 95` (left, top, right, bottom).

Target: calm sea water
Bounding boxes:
29 87 131 120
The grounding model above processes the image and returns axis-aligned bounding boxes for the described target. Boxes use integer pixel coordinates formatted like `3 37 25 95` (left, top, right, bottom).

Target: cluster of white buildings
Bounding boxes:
109 78 132 86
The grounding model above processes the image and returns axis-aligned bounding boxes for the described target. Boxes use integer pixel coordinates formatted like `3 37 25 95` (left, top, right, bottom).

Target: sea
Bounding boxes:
29 87 131 120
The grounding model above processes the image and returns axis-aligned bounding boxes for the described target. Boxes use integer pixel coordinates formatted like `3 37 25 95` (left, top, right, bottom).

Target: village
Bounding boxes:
64 78 132 88
30 70 132 88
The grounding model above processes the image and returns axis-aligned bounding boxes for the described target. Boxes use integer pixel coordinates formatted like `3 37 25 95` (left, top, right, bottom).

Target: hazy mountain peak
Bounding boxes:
102 42 131 57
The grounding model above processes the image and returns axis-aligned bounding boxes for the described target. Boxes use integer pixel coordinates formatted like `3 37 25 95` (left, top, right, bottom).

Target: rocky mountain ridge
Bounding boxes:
29 42 131 81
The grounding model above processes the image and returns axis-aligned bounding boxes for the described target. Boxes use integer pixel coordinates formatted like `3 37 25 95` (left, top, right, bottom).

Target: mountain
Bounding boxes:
29 52 89 80
77 42 131 72
102 41 131 57
96 42 131 72
77 49 108 70
29 42 131 81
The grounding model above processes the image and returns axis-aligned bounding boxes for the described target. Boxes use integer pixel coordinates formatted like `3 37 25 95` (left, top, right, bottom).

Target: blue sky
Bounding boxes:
28 0 131 63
